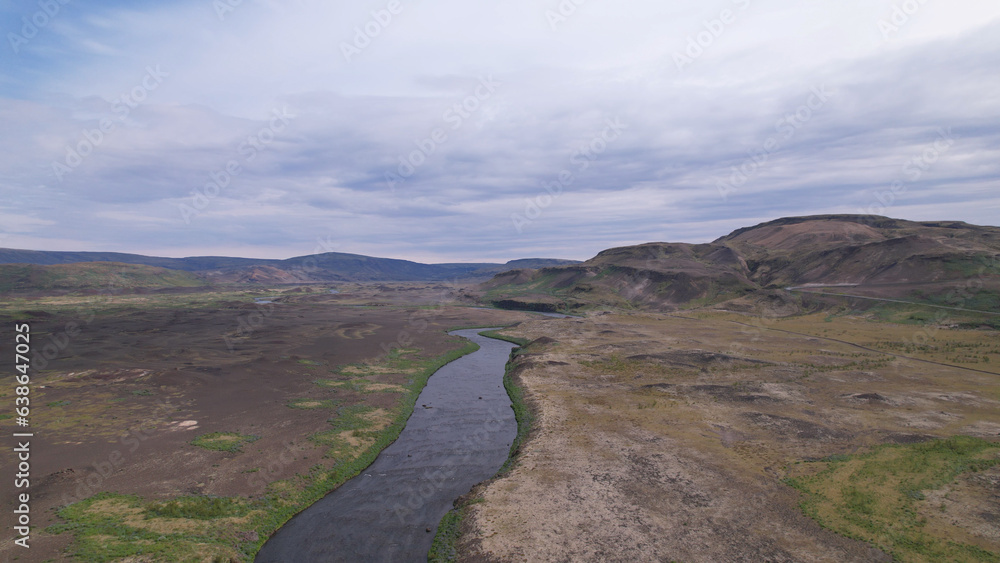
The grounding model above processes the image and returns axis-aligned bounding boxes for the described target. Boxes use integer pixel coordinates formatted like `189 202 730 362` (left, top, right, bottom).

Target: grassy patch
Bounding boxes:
286 398 339 410
146 496 250 520
786 436 1000 562
477 329 529 347
429 503 471 562
314 377 405 394
447 323 510 331
385 346 420 360
48 492 257 562
190 432 260 453
865 293 1000 327
940 255 1000 278
498 350 532 477
308 405 385 459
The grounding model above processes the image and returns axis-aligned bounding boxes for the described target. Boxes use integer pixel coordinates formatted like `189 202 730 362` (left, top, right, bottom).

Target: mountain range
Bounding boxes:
3 216 999 309
0 247 578 291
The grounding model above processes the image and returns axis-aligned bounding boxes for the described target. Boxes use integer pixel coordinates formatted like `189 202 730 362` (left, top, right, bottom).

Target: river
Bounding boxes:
255 329 518 562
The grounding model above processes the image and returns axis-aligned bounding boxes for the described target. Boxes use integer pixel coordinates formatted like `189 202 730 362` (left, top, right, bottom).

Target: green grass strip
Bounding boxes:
477 329 529 348
428 504 467 562
786 435 1000 562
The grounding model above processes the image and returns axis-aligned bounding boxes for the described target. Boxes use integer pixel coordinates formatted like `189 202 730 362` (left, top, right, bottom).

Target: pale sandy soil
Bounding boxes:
457 312 1000 562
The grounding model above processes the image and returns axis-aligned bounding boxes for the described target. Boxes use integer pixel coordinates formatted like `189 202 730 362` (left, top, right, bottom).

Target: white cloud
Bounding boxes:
0 1 998 261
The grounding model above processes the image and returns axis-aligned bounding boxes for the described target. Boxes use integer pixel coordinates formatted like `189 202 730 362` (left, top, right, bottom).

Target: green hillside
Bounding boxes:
0 262 208 292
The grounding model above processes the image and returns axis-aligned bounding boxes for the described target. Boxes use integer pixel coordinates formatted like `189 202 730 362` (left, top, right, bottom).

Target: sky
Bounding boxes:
1 0 998 263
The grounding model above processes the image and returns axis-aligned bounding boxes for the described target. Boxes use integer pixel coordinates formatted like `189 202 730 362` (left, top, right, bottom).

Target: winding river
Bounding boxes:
256 329 517 562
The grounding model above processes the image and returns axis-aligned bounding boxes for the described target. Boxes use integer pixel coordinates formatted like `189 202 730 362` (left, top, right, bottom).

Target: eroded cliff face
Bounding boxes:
480 215 1000 312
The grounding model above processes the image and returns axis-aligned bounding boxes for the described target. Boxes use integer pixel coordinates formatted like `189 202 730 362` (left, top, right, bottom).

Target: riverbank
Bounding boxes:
50 340 484 561
429 329 535 562
451 311 1000 561
0 288 536 562
256 329 518 562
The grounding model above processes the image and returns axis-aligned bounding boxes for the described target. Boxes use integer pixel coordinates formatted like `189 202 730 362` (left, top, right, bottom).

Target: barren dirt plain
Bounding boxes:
1 283 998 562
456 308 1000 562
0 284 533 561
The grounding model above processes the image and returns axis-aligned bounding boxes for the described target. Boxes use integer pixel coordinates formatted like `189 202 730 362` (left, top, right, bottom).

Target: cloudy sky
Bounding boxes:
1 0 998 263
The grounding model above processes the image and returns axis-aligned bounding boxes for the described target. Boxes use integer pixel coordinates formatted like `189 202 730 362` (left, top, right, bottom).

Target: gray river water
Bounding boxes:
256 329 517 562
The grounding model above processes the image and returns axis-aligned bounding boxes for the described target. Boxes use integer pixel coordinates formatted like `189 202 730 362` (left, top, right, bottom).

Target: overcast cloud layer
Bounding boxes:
1 0 998 262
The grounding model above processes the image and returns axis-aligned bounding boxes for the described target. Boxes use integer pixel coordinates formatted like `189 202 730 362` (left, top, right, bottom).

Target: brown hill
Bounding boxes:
483 242 757 312
482 215 1000 312
719 216 1000 287
719 217 888 251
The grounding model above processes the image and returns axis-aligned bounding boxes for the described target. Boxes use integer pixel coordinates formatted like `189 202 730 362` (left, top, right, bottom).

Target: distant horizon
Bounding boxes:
2 212 996 265
0 245 580 265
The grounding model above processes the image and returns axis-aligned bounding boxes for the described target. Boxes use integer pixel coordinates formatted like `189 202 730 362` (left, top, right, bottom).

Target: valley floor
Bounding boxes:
0 284 534 561
2 284 998 562
457 311 1000 562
